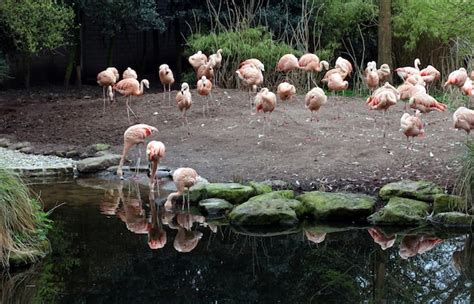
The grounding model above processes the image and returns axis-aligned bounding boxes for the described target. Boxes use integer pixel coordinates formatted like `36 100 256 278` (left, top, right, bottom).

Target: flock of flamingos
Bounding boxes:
95 50 474 210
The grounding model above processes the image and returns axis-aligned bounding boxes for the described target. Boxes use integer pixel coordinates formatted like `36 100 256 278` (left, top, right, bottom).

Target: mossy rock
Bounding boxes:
368 197 429 226
379 180 443 202
94 143 111 151
229 198 302 226
205 183 255 204
248 190 295 203
248 181 272 195
433 194 466 214
199 198 234 215
431 212 474 227
296 191 376 221
188 183 208 202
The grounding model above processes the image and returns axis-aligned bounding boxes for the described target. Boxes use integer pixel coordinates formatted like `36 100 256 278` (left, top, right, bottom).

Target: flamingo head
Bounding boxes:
159 64 169 71
181 82 189 93
142 79 150 89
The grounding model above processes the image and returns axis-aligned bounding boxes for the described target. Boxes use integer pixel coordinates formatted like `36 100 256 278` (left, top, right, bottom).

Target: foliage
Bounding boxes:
0 169 52 267
455 141 474 212
0 52 9 83
0 0 74 56
186 27 303 88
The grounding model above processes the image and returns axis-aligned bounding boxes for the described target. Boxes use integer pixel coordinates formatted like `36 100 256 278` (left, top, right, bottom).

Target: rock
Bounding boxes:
94 143 111 151
379 179 443 202
431 212 474 227
433 194 466 214
205 183 255 204
248 190 295 203
76 154 122 173
9 141 31 150
66 150 80 158
261 179 291 190
229 198 302 226
0 138 12 147
199 198 234 215
54 150 66 157
248 181 272 195
367 197 429 226
296 191 375 221
19 146 34 154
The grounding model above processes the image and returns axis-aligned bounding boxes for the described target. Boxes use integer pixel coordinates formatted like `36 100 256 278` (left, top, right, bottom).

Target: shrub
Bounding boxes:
455 141 474 212
0 169 51 267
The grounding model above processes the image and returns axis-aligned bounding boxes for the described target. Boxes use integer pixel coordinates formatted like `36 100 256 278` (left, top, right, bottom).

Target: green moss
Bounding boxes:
94 143 111 151
248 190 295 203
205 183 255 204
432 212 474 227
379 180 443 202
368 197 429 226
248 181 273 195
198 198 234 215
229 198 301 226
433 194 466 214
296 191 375 221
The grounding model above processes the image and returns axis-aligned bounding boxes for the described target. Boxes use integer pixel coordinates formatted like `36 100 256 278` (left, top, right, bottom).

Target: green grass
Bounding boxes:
455 141 474 213
0 169 51 267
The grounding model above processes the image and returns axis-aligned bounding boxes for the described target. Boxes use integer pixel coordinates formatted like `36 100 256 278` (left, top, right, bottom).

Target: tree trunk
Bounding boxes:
378 0 393 81
64 7 82 87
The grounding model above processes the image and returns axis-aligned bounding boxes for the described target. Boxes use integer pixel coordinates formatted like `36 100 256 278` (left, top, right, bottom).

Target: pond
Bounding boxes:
1 177 472 303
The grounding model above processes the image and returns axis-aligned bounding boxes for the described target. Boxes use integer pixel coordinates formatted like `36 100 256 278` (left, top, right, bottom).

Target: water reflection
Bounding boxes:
399 235 443 259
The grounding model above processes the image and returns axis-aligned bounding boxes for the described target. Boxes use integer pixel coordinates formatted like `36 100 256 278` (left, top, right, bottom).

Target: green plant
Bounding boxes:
0 169 52 267
455 141 474 212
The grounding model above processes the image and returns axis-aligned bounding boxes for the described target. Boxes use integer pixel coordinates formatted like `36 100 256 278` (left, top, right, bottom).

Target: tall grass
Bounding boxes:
455 141 474 213
0 169 51 267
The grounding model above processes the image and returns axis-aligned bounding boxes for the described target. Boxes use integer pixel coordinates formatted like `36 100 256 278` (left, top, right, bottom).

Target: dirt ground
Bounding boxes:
0 85 469 193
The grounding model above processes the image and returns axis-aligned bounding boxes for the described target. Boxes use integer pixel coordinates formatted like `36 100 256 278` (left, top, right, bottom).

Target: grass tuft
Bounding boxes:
455 141 474 213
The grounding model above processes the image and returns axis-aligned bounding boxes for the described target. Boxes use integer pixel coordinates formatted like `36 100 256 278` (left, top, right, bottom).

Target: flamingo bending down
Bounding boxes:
395 58 421 81
117 124 158 179
176 82 192 135
239 58 265 72
165 167 199 211
400 111 425 150
236 62 264 113
366 82 400 137
189 51 207 71
444 68 468 88
197 76 213 117
97 68 117 112
123 67 138 79
298 53 329 89
159 64 175 106
113 78 150 123
453 106 474 135
255 88 276 138
146 141 166 191
277 54 299 81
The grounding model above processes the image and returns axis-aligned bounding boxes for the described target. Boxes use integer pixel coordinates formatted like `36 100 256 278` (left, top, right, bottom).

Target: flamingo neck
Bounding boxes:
139 81 144 95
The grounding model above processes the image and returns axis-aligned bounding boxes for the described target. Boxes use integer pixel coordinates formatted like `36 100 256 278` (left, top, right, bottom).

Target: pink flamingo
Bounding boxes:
444 67 468 88
176 82 192 135
277 54 299 81
400 111 425 150
305 87 327 139
255 88 276 138
236 61 264 113
197 76 213 117
146 140 166 190
97 68 117 112
377 64 391 84
122 67 138 79
113 78 149 123
365 61 379 92
395 58 421 81
366 82 400 137
189 51 208 71
298 53 329 89
165 167 199 211
159 64 175 106
453 106 474 135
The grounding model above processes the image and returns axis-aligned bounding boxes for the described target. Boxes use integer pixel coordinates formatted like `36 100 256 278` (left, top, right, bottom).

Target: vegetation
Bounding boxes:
455 141 474 213
0 52 9 84
0 169 51 267
0 0 74 88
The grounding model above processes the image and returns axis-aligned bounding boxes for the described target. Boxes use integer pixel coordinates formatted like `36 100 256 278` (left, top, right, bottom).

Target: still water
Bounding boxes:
1 178 473 303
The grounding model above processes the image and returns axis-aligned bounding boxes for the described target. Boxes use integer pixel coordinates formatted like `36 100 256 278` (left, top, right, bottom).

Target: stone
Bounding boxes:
431 212 474 227
0 138 12 147
9 141 31 150
66 150 80 158
367 197 430 226
261 179 291 190
86 143 111 154
248 181 272 195
54 150 66 157
296 191 376 221
76 154 122 173
199 198 234 215
248 190 295 203
379 179 444 202
204 183 255 204
19 146 34 154
433 194 466 214
229 198 302 226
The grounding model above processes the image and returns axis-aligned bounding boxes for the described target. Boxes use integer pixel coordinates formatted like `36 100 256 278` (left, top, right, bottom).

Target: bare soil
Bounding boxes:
0 85 467 193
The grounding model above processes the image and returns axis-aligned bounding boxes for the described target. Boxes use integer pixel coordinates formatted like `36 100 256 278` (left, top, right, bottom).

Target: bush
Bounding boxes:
455 141 474 212
185 27 303 89
0 169 51 267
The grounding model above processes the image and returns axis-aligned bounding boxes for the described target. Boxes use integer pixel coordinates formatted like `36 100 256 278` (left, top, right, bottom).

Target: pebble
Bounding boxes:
0 147 75 170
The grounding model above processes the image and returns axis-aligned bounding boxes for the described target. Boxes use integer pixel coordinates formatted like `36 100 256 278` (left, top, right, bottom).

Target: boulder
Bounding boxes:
199 198 234 215
229 198 302 226
76 154 122 173
9 141 31 150
204 183 255 204
379 180 443 202
431 212 474 227
66 150 80 158
433 194 466 214
248 190 295 203
0 137 12 147
296 191 375 221
368 197 429 226
261 179 291 190
86 143 111 154
248 181 272 195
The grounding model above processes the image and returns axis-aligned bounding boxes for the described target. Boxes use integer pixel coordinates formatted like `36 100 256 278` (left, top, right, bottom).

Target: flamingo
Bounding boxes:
113 78 150 123
188 51 207 71
298 53 329 89
453 106 474 135
277 54 299 81
255 88 276 138
397 78 426 110
401 111 425 150
409 92 447 114
461 78 473 96
97 69 116 112
444 67 468 88
239 58 265 72
197 76 213 117
377 64 391 84
165 167 199 211
326 72 349 92
395 58 421 81
147 193 167 249
321 67 349 84
197 61 214 81
305 87 327 139
117 124 158 179
209 49 223 84
419 65 440 90
276 82 296 101
123 67 138 79
176 82 192 135
174 227 203 253
335 57 353 77
146 140 166 190
366 82 400 137
305 231 326 244
368 228 395 250
365 61 379 92
471 70 474 81
159 64 175 106
236 62 263 113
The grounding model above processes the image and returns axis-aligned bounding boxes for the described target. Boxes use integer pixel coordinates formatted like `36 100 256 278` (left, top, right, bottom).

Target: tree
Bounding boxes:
0 0 74 88
378 0 393 81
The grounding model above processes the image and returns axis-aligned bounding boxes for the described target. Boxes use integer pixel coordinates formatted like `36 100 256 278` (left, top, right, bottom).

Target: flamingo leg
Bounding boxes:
135 144 142 177
187 188 190 212
126 98 131 124
262 113 266 138
184 110 190 135
102 87 106 113
206 96 210 117
168 84 171 106
382 111 387 138
127 97 138 118
182 192 185 211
